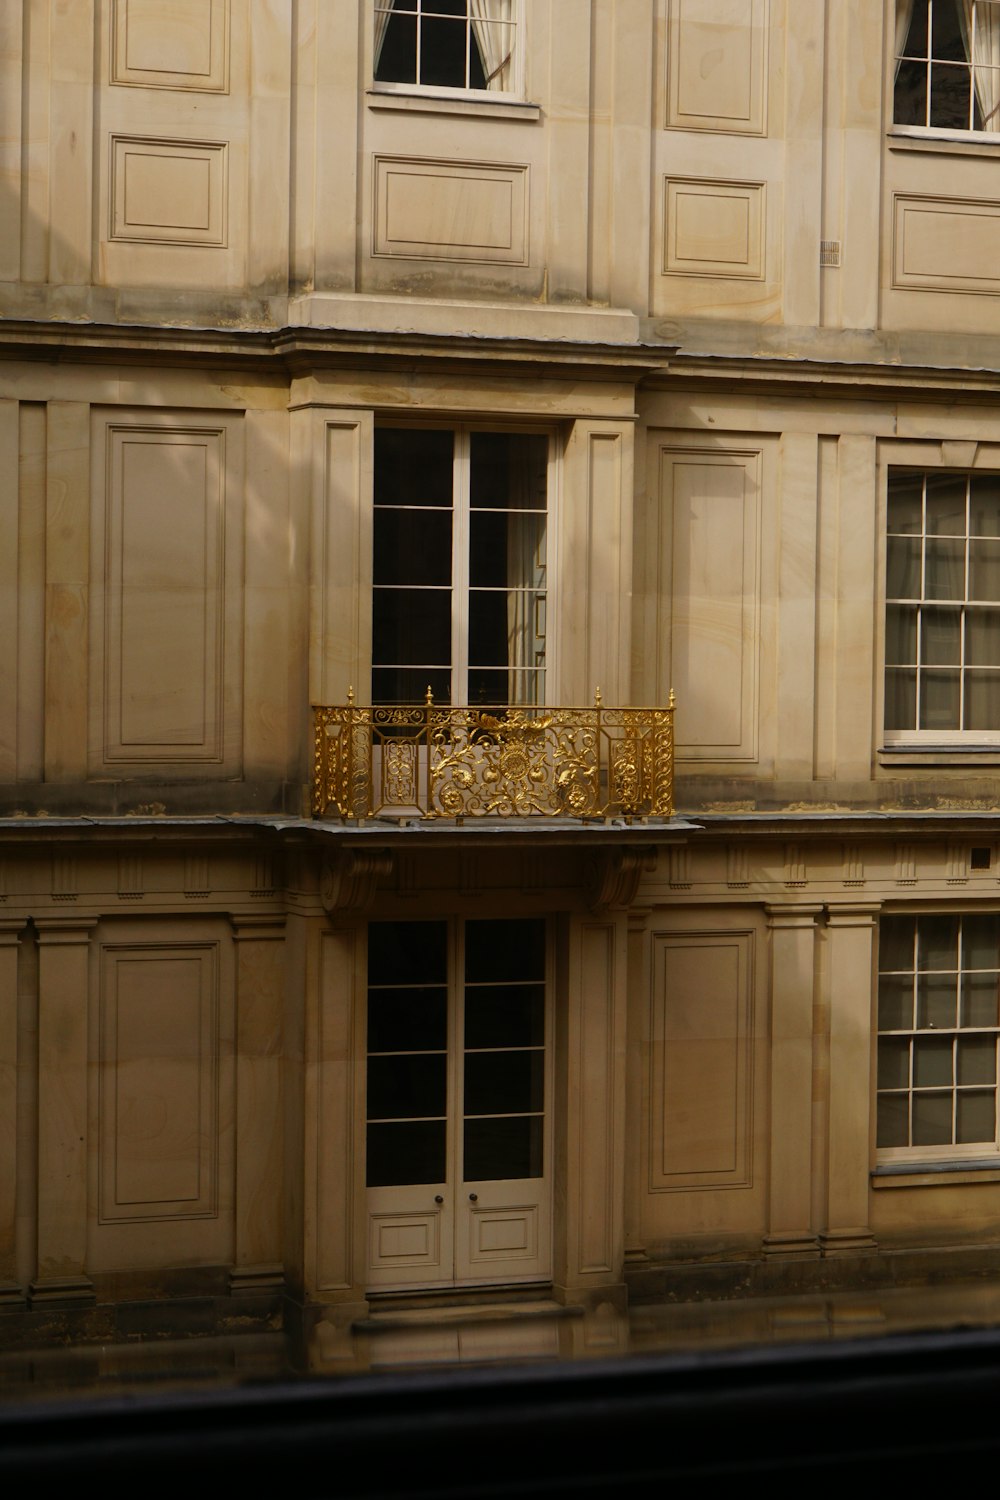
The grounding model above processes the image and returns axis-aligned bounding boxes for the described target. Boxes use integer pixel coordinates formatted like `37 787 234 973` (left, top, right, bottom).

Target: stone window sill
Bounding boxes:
872 1160 1000 1188
887 130 1000 160
367 89 541 122
878 746 1000 768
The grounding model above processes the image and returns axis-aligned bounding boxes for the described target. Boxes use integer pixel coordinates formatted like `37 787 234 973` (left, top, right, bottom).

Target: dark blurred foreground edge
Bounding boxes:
3 1327 1000 1493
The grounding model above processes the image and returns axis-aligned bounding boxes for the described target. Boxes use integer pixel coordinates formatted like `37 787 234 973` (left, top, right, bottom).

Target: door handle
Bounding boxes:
468 1192 478 1202
434 1195 444 1204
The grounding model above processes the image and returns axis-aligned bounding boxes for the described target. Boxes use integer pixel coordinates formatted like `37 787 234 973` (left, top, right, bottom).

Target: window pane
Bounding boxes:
887 475 924 533
903 0 929 55
886 605 918 665
880 915 917 972
466 918 546 983
877 1094 910 1148
965 671 1000 730
878 1037 910 1090
965 609 1000 664
879 974 916 1031
913 1037 953 1087
912 1091 953 1145
374 507 453 586
373 587 451 665
924 538 965 599
420 8 487 89
464 1050 544 1117
373 666 451 704
470 433 548 510
464 1115 542 1181
962 971 1000 1028
919 914 959 968
969 539 1000 599
970 475 1000 536
374 8 418 83
931 1 967 62
957 1090 996 1143
974 66 1000 131
469 511 546 589
958 1037 996 1085
926 474 967 534
929 62 972 127
917 971 958 1028
962 914 1000 968
885 669 917 730
895 61 929 123
374 428 453 506
886 536 921 598
367 1120 446 1187
368 987 448 1053
467 666 544 707
919 668 960 729
465 983 545 1048
369 920 447 986
921 607 961 664
368 1053 447 1120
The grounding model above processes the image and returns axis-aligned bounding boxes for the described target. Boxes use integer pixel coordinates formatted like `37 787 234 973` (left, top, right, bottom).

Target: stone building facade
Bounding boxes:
3 1 1000 1335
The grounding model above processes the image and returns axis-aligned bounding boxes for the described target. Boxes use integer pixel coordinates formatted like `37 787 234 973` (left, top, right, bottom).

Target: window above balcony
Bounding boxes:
373 0 521 101
373 425 550 711
893 0 1000 139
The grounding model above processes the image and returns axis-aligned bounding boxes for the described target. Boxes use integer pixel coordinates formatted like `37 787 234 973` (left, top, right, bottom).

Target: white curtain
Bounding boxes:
505 448 545 706
470 0 515 92
959 1 1000 129
895 0 916 77
374 0 393 73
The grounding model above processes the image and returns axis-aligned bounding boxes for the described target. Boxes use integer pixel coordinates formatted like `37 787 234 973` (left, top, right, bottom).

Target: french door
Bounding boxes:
372 426 550 708
365 917 552 1291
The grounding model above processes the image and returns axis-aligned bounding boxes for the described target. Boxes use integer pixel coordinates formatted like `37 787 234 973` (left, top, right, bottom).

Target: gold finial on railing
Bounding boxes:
425 684 434 706
668 688 676 710
594 687 603 709
347 685 355 705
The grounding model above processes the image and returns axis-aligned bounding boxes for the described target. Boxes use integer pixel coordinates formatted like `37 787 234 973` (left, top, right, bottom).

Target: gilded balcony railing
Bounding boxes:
312 690 674 821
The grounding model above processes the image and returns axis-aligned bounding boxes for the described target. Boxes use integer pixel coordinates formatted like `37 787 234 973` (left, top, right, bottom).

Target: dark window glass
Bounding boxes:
464 1115 543 1180
465 983 545 1049
369 921 447 987
368 986 448 1053
464 1050 544 1117
367 1120 446 1187
465 918 545 983
368 1054 447 1121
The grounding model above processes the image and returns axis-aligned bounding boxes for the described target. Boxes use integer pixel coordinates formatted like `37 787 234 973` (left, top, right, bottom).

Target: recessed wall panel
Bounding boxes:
112 0 230 91
663 177 764 279
667 0 768 134
99 943 219 1222
650 932 753 1191
94 419 243 771
374 156 528 264
661 446 761 760
110 136 228 245
893 193 1000 295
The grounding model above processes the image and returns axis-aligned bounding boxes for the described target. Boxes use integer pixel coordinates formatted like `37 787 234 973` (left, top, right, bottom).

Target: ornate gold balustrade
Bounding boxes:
312 691 675 821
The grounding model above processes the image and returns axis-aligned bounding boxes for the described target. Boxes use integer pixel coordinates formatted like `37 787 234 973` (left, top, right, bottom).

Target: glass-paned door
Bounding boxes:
372 427 549 708
365 917 551 1290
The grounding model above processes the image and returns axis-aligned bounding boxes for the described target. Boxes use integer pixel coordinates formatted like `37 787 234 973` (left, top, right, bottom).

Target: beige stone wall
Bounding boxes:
6 0 1000 1307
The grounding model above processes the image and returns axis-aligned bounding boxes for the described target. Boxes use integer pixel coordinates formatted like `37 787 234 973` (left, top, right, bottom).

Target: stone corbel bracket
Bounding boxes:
586 847 658 913
320 850 394 916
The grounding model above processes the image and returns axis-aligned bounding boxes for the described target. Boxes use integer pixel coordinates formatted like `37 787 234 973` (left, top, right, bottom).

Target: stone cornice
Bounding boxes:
0 317 675 381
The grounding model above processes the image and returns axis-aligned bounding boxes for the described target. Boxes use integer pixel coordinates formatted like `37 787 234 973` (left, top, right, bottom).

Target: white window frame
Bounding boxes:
892 0 1000 143
372 0 524 104
877 910 1000 1164
881 465 1000 748
371 421 557 709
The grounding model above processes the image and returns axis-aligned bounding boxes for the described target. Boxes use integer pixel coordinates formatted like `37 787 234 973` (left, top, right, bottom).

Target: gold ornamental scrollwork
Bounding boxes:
312 694 675 823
